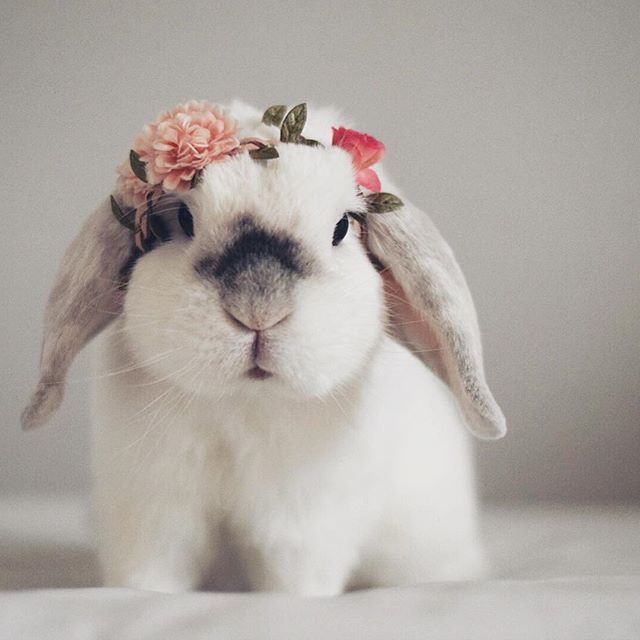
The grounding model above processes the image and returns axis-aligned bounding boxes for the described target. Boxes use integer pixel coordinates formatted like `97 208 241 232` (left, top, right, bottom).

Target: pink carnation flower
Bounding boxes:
134 100 239 193
115 161 154 207
332 127 386 192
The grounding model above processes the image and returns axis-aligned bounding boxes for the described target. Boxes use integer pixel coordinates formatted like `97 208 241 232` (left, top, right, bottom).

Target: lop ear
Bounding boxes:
366 200 506 439
21 197 133 430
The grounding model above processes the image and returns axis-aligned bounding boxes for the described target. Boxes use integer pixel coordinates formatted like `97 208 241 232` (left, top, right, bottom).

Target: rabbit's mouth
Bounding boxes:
246 365 273 380
245 326 279 381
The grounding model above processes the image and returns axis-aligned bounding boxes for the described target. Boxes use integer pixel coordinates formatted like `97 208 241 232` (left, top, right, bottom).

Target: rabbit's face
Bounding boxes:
123 145 384 401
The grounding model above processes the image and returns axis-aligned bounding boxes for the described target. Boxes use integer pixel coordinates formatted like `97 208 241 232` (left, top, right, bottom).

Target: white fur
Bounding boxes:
89 103 485 595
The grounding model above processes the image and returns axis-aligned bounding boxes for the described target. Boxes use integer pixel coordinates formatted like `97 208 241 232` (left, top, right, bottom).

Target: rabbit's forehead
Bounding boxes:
190 145 361 235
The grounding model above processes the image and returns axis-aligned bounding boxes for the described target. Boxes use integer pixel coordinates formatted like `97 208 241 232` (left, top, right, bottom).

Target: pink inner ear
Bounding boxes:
381 269 449 383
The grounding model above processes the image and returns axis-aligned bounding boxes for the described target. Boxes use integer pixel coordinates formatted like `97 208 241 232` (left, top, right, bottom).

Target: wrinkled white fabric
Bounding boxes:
2 578 639 640
1 498 639 639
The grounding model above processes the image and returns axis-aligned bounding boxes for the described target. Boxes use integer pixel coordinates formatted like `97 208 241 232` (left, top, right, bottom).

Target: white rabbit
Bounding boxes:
22 102 506 595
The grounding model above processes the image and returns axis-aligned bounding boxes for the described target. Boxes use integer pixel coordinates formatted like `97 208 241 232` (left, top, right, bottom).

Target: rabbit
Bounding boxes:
21 101 506 595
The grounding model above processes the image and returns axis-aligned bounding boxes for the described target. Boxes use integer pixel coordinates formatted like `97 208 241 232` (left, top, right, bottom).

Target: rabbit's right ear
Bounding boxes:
21 197 134 430
365 199 506 440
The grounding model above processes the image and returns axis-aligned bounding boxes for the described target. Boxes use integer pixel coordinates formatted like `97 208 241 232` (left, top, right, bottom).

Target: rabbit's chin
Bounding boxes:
192 368 353 404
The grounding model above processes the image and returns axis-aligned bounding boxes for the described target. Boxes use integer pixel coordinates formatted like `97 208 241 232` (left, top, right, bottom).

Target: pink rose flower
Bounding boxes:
332 127 386 192
134 100 239 193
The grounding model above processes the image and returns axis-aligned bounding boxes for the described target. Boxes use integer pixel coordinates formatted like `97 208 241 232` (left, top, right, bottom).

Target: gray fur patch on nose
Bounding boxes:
195 217 310 290
195 219 310 328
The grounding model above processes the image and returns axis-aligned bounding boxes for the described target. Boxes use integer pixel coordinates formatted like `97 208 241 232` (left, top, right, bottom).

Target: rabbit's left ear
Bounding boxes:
21 197 133 430
365 200 506 439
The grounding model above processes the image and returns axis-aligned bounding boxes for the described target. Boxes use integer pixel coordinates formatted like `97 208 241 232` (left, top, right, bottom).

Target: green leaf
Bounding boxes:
110 195 136 231
249 145 280 160
365 192 404 213
129 149 148 183
280 103 307 142
262 105 288 127
298 135 323 147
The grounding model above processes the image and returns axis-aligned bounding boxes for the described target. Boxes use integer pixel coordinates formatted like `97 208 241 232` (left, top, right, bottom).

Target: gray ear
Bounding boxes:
21 197 133 430
366 200 506 439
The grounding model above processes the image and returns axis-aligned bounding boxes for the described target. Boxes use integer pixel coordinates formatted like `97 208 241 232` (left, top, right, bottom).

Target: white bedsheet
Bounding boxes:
1 496 639 639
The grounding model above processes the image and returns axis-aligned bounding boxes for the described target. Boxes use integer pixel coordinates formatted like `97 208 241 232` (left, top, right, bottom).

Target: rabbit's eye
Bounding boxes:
332 214 349 246
178 204 194 238
148 214 171 243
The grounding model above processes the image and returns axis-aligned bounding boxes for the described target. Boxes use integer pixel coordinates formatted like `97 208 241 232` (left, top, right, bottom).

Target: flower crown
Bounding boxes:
112 101 403 250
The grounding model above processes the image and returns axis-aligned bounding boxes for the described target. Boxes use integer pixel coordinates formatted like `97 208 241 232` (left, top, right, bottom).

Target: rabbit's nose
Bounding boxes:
223 306 291 332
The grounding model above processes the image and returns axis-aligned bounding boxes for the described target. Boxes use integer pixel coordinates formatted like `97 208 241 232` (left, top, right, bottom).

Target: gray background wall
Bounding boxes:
1 1 638 502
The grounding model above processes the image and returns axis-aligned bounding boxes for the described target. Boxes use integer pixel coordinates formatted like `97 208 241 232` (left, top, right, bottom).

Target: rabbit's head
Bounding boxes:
123 145 383 402
22 102 506 439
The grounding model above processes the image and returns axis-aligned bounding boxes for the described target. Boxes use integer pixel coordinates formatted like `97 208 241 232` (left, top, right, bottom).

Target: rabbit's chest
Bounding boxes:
200 413 386 541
